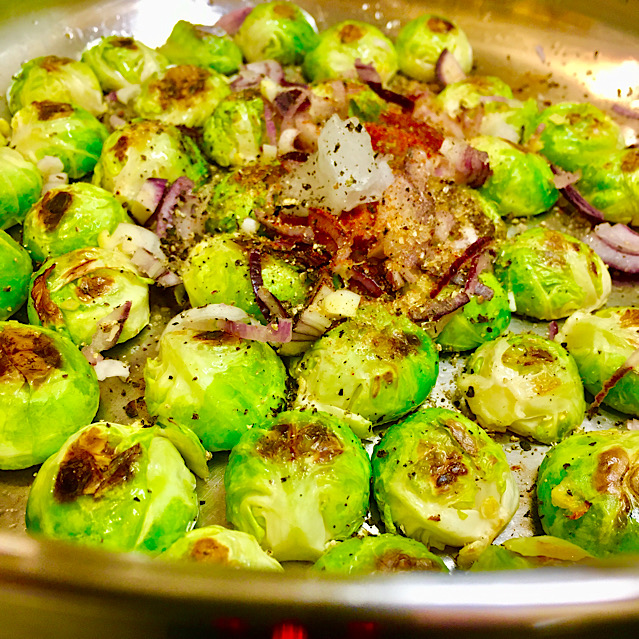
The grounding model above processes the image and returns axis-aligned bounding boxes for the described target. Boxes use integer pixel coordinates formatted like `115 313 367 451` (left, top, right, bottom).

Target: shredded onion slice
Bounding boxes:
584 233 639 273
560 182 605 222
435 49 467 86
215 6 252 34
594 223 639 256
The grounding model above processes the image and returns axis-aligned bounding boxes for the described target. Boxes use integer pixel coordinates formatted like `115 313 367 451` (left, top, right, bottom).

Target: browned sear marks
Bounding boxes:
427 17 454 33
257 421 344 464
33 100 74 121
153 65 209 108
375 549 441 572
593 446 629 496
30 265 65 325
40 55 72 72
39 190 73 231
446 419 478 456
339 23 363 44
76 274 114 301
190 537 231 563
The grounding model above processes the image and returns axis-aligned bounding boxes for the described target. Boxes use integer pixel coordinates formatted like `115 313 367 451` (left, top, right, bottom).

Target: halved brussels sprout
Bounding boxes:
132 65 230 127
0 231 32 320
7 55 105 116
303 20 398 85
395 14 472 82
471 135 558 218
10 101 108 179
22 183 131 262
26 421 198 553
0 321 99 470
0 147 43 229
292 303 439 438
537 429 639 557
162 525 283 571
225 409 371 561
81 35 169 92
372 407 519 566
557 307 639 417
27 246 150 348
312 534 448 575
159 20 243 75
494 227 611 320
458 332 586 444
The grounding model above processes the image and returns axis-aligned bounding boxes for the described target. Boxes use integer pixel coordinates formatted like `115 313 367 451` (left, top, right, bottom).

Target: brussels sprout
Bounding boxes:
22 183 131 262
92 120 208 222
0 321 99 470
458 333 586 444
81 35 169 92
10 101 108 180
202 93 266 167
181 233 309 321
234 2 318 65
537 429 639 557
27 246 150 348
7 55 105 116
312 534 448 575
372 407 519 565
303 20 398 85
0 231 32 320
225 409 371 561
159 20 243 75
494 227 611 320
310 80 388 123
0 147 43 229
144 319 287 452
26 421 198 553
470 135 558 218
528 102 624 172
395 14 472 83
292 304 439 438
434 272 511 352
132 65 230 128
162 525 283 571
557 307 639 417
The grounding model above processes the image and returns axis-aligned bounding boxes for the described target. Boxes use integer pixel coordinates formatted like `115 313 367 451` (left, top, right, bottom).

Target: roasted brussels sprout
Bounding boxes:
494 227 611 320
10 101 108 179
162 525 283 571
28 246 150 348
292 303 439 438
303 20 398 85
557 307 639 417
0 321 99 470
395 14 472 83
0 147 43 229
26 421 198 553
537 429 639 557
22 183 131 262
0 231 32 320
159 20 243 75
312 534 448 575
7 55 105 116
471 135 558 218
225 409 371 561
459 333 586 444
372 407 519 565
81 35 169 92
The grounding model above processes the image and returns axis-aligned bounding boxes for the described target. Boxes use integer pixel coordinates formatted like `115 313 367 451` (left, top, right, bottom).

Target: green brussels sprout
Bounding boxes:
181 233 309 321
225 409 371 561
528 102 624 172
159 20 243 75
92 120 208 222
144 316 288 452
26 421 198 553
162 525 283 571
0 147 43 229
557 307 639 417
28 246 150 348
234 2 318 65
458 333 586 444
7 55 105 116
0 231 32 319
10 101 108 179
81 35 169 92
312 534 448 575
0 321 99 470
22 183 131 262
132 65 230 128
303 20 398 85
292 303 439 438
395 14 472 82
372 407 519 566
434 272 511 352
470 135 558 218
537 429 639 557
202 94 266 167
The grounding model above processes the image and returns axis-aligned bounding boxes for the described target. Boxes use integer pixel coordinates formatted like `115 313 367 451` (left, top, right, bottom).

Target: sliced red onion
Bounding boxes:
465 250 493 298
153 176 195 239
410 291 471 322
231 61 285 92
82 301 132 364
438 139 492 188
135 178 168 220
561 183 605 222
584 233 639 273
214 6 252 35
156 270 182 287
263 101 278 146
461 145 491 188
588 347 639 416
612 104 639 120
551 165 581 190
354 59 414 111
594 223 639 256
354 58 382 84
224 318 292 343
435 48 467 86
347 267 385 298
548 320 559 340
248 249 289 321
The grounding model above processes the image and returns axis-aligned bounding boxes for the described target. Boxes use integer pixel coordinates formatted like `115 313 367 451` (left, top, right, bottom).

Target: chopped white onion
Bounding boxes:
93 359 130 381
